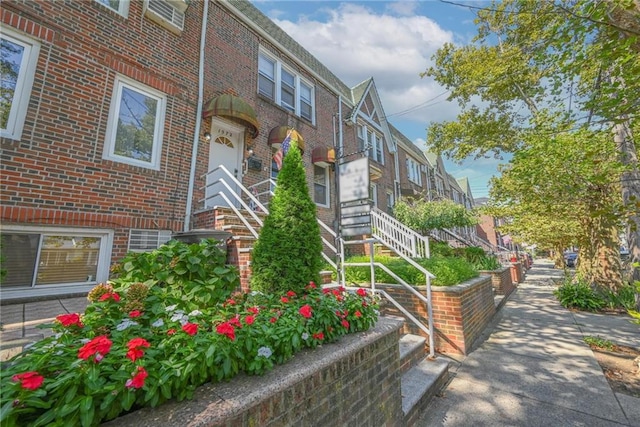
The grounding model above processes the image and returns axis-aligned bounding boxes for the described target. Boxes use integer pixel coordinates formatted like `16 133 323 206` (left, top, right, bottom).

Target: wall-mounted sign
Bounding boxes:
338 157 369 204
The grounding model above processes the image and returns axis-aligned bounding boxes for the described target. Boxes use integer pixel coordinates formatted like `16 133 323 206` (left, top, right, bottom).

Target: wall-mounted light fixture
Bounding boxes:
204 132 212 142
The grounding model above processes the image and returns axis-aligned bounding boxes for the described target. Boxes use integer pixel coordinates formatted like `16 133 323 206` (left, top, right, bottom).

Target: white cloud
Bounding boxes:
269 3 458 124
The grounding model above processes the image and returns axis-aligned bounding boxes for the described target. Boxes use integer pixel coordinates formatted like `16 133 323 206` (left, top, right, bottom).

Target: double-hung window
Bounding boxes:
103 76 166 170
257 51 315 124
313 165 329 207
0 30 40 140
406 157 422 185
357 125 384 164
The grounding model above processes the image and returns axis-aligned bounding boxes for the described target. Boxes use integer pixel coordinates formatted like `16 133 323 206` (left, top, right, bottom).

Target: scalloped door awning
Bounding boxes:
267 126 305 153
202 94 259 138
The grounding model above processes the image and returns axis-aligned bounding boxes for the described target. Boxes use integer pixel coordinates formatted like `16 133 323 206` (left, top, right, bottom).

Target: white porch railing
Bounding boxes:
371 208 430 258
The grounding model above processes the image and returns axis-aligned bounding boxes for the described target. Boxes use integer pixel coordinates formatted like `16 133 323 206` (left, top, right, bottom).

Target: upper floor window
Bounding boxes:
406 157 422 185
94 0 129 16
314 165 329 207
258 51 315 123
435 177 445 196
103 76 166 170
369 183 378 207
386 191 394 211
357 125 384 164
1 30 40 140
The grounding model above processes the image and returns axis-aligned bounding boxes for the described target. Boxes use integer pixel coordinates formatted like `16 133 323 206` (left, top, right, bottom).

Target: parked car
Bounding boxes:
564 252 578 268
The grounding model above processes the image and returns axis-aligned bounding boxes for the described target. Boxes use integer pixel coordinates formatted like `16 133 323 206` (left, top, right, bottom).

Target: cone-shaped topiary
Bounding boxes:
250 142 323 294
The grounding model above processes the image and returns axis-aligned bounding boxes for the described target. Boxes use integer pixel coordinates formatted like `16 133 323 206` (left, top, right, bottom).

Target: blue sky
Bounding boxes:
251 0 501 199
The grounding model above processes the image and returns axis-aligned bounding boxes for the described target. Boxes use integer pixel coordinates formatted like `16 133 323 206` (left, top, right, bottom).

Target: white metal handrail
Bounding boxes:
371 208 430 258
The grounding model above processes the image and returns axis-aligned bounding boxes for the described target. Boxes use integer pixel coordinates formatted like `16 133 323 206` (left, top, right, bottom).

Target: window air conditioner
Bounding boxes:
144 0 187 34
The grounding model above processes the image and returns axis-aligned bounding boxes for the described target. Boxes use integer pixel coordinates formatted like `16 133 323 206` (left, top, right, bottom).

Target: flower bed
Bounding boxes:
1 240 379 427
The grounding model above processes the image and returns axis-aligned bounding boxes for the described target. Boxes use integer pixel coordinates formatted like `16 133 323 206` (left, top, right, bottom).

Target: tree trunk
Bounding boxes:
577 216 623 292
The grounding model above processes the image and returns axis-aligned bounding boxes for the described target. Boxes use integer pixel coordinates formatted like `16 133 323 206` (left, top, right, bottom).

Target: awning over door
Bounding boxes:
202 94 259 138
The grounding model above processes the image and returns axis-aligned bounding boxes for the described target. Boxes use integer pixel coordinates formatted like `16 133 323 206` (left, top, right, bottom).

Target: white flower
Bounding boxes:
152 318 164 328
80 338 91 344
179 317 189 326
116 319 138 331
165 304 177 312
170 311 185 322
250 291 263 296
188 310 202 317
301 332 309 341
257 346 273 358
54 333 63 339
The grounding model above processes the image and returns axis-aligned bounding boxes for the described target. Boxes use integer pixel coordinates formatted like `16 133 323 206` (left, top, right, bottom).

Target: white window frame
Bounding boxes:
257 50 315 124
94 0 129 17
0 29 40 140
406 157 422 185
358 124 384 164
313 165 330 207
128 229 172 252
369 183 378 207
0 225 113 288
103 75 166 170
386 191 394 211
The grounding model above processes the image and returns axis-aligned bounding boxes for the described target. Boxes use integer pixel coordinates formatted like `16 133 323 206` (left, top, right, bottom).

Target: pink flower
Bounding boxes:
182 323 198 336
322 288 331 294
342 320 350 329
307 281 317 289
99 292 120 302
244 315 255 325
125 367 148 389
299 305 313 319
129 310 142 318
270 317 277 323
126 338 150 362
78 335 112 362
224 298 236 306
12 371 44 391
247 306 259 314
216 322 236 341
56 313 83 328
356 288 367 297
286 291 296 297
167 329 177 335
229 317 242 327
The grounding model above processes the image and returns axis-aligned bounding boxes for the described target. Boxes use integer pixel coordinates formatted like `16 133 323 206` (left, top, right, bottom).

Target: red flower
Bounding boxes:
270 317 277 323
229 316 242 327
356 288 367 297
224 298 236 306
307 281 317 289
280 297 289 303
12 371 44 391
322 288 331 294
126 338 150 362
244 315 255 325
355 310 362 318
286 290 296 297
167 329 177 335
182 323 198 336
125 367 148 389
312 332 324 341
129 310 142 318
247 306 259 314
299 305 313 319
78 335 112 362
216 322 236 341
342 320 350 329
56 313 83 328
338 286 345 292
98 292 120 302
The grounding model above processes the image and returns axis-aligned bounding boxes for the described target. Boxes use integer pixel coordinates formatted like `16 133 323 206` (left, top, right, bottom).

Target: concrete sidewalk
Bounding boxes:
418 260 640 426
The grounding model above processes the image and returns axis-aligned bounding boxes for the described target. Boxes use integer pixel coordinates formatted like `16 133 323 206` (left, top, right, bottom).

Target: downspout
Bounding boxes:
184 0 210 231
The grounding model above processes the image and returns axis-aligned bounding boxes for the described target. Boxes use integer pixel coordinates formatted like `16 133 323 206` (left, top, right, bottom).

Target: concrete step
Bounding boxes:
401 356 450 426
399 334 427 375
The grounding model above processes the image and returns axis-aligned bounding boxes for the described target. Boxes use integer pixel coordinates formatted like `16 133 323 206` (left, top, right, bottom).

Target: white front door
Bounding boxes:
206 118 245 208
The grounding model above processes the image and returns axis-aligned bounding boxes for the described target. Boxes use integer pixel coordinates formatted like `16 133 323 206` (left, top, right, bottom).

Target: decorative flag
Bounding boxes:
502 235 512 244
273 130 293 171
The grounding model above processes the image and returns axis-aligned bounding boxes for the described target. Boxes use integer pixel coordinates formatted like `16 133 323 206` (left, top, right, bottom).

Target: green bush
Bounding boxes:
553 279 605 311
430 242 454 257
342 255 478 287
475 255 502 271
110 239 238 310
250 143 323 295
599 284 637 311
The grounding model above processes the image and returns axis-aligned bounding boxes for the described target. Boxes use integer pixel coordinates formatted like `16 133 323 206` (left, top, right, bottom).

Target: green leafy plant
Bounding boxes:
583 335 615 351
599 284 637 311
250 142 323 295
475 255 503 271
553 279 605 311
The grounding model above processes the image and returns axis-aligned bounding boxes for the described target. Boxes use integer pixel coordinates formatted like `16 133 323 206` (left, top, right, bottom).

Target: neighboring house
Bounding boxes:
424 152 450 201
1 0 201 298
390 124 431 202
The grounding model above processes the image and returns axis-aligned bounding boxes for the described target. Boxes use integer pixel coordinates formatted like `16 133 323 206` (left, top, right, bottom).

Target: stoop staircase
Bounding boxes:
399 333 450 425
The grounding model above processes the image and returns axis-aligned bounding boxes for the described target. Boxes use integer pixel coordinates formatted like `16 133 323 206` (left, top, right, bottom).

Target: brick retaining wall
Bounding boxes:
379 276 496 355
479 267 515 296
105 318 405 427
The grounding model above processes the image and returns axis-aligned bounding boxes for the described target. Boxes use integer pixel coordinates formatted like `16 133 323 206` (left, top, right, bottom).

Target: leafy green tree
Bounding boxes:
250 143 323 294
423 0 639 286
393 198 478 235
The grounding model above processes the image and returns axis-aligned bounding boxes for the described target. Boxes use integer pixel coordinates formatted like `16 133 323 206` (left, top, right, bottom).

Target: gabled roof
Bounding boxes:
225 1 352 100
347 78 395 153
389 123 428 162
447 173 464 193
